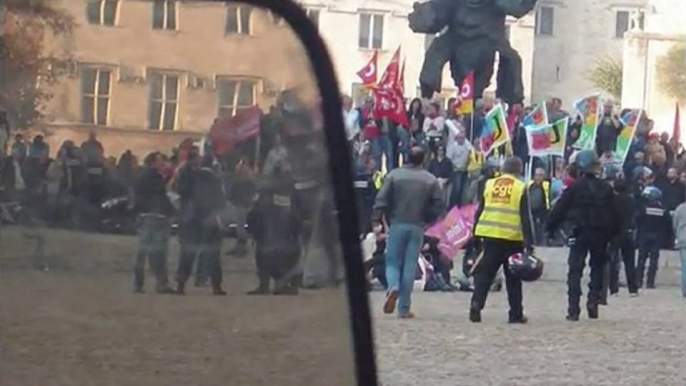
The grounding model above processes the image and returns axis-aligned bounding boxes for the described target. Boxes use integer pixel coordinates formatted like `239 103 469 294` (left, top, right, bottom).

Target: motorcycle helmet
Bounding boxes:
575 149 600 175
507 252 544 282
641 186 662 201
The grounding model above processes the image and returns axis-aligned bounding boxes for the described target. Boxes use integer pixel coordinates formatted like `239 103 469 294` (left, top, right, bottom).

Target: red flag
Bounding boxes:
397 59 405 96
378 46 401 90
209 106 261 155
673 102 681 144
453 71 474 115
372 88 408 127
356 51 378 87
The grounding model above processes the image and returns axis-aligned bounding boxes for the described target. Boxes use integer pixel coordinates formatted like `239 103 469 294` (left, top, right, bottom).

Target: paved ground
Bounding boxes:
371 283 686 386
2 228 685 385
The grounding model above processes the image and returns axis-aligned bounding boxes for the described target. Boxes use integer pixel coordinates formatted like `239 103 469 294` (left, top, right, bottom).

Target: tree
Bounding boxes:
656 42 686 104
587 57 623 101
0 0 73 129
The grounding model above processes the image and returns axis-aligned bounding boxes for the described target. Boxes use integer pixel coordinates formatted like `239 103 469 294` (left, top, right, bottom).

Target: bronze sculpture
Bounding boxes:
409 0 538 105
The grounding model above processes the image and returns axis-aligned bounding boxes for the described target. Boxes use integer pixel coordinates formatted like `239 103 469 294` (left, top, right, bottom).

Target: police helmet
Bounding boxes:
575 149 600 174
641 186 662 201
507 252 544 282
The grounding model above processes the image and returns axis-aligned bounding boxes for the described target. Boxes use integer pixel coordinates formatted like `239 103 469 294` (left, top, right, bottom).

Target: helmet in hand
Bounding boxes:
507 252 544 282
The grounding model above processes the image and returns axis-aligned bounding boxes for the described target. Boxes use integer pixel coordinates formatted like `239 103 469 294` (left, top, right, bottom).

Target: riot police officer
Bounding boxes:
547 150 621 321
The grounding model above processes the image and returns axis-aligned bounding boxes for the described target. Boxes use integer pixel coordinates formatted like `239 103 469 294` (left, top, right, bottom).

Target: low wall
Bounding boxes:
535 247 682 287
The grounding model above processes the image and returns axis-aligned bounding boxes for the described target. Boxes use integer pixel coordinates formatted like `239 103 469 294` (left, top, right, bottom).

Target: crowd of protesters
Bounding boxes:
0 91 342 295
348 94 686 296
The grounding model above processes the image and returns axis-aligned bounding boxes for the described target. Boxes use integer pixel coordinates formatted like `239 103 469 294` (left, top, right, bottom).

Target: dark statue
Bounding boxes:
409 0 538 104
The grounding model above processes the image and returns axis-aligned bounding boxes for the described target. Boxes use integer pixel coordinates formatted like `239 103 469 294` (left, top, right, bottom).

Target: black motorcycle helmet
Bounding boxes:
507 252 544 282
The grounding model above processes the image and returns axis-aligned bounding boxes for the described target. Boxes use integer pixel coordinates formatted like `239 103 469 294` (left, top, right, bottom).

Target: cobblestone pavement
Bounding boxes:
371 282 686 386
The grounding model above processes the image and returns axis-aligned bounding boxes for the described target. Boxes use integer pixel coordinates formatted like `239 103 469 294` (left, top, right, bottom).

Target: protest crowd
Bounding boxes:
1 51 684 310
347 48 686 310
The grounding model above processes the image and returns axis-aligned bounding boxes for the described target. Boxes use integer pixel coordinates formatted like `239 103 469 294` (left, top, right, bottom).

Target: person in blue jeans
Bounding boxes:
672 201 686 298
372 146 444 318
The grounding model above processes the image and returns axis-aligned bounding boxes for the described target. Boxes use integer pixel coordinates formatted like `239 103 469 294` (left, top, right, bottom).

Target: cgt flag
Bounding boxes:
526 117 568 157
480 103 510 155
453 71 474 115
372 87 408 127
356 50 378 88
378 46 401 90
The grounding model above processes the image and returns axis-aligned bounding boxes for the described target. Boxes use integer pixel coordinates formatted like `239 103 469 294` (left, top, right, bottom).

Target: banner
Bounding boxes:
453 71 474 115
425 204 477 261
572 94 600 150
522 103 549 128
480 103 510 155
613 109 642 163
356 51 378 88
209 106 261 155
526 117 568 157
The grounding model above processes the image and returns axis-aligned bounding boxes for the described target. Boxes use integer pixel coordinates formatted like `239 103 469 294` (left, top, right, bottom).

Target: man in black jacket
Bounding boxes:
133 152 175 294
175 155 227 295
547 150 621 321
608 178 639 296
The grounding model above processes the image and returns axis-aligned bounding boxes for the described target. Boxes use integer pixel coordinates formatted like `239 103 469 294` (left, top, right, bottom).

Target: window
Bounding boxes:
226 5 252 34
615 10 630 38
536 6 554 36
152 0 177 30
217 78 257 117
86 0 118 26
148 72 179 131
306 8 320 28
81 67 111 125
616 9 644 37
358 13 383 49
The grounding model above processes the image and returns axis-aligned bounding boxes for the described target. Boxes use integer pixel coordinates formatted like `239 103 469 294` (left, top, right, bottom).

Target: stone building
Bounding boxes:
40 0 315 156
530 0 649 107
621 0 686 132
31 0 537 157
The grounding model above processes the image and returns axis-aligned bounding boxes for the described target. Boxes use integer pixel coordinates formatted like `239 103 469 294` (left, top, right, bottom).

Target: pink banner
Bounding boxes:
425 204 477 261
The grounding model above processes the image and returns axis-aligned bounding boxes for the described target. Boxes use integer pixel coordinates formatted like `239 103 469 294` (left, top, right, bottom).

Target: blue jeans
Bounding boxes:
385 223 424 314
680 249 686 297
371 134 394 172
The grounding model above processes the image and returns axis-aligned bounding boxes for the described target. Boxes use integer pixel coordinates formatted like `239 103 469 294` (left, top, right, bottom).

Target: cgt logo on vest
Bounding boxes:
490 178 514 204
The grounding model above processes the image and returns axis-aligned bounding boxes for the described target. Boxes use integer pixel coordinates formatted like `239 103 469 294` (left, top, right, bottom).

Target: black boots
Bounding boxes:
587 300 599 319
469 307 481 323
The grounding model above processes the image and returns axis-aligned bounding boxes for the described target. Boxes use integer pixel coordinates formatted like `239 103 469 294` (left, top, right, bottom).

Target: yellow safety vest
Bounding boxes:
474 174 525 241
372 171 384 190
527 180 551 210
467 150 484 173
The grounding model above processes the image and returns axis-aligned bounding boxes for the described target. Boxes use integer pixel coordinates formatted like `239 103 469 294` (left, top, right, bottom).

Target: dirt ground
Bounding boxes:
3 227 686 386
0 228 357 386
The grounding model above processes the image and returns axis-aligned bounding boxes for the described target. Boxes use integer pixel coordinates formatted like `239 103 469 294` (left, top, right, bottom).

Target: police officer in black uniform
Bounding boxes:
547 150 620 321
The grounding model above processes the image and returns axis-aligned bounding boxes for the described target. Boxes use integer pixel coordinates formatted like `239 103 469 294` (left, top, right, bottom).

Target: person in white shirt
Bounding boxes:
341 95 360 143
422 102 445 155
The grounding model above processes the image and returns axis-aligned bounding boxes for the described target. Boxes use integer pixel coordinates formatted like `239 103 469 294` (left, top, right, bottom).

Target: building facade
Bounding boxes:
34 0 536 156
530 0 649 107
622 0 686 132
41 0 316 156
